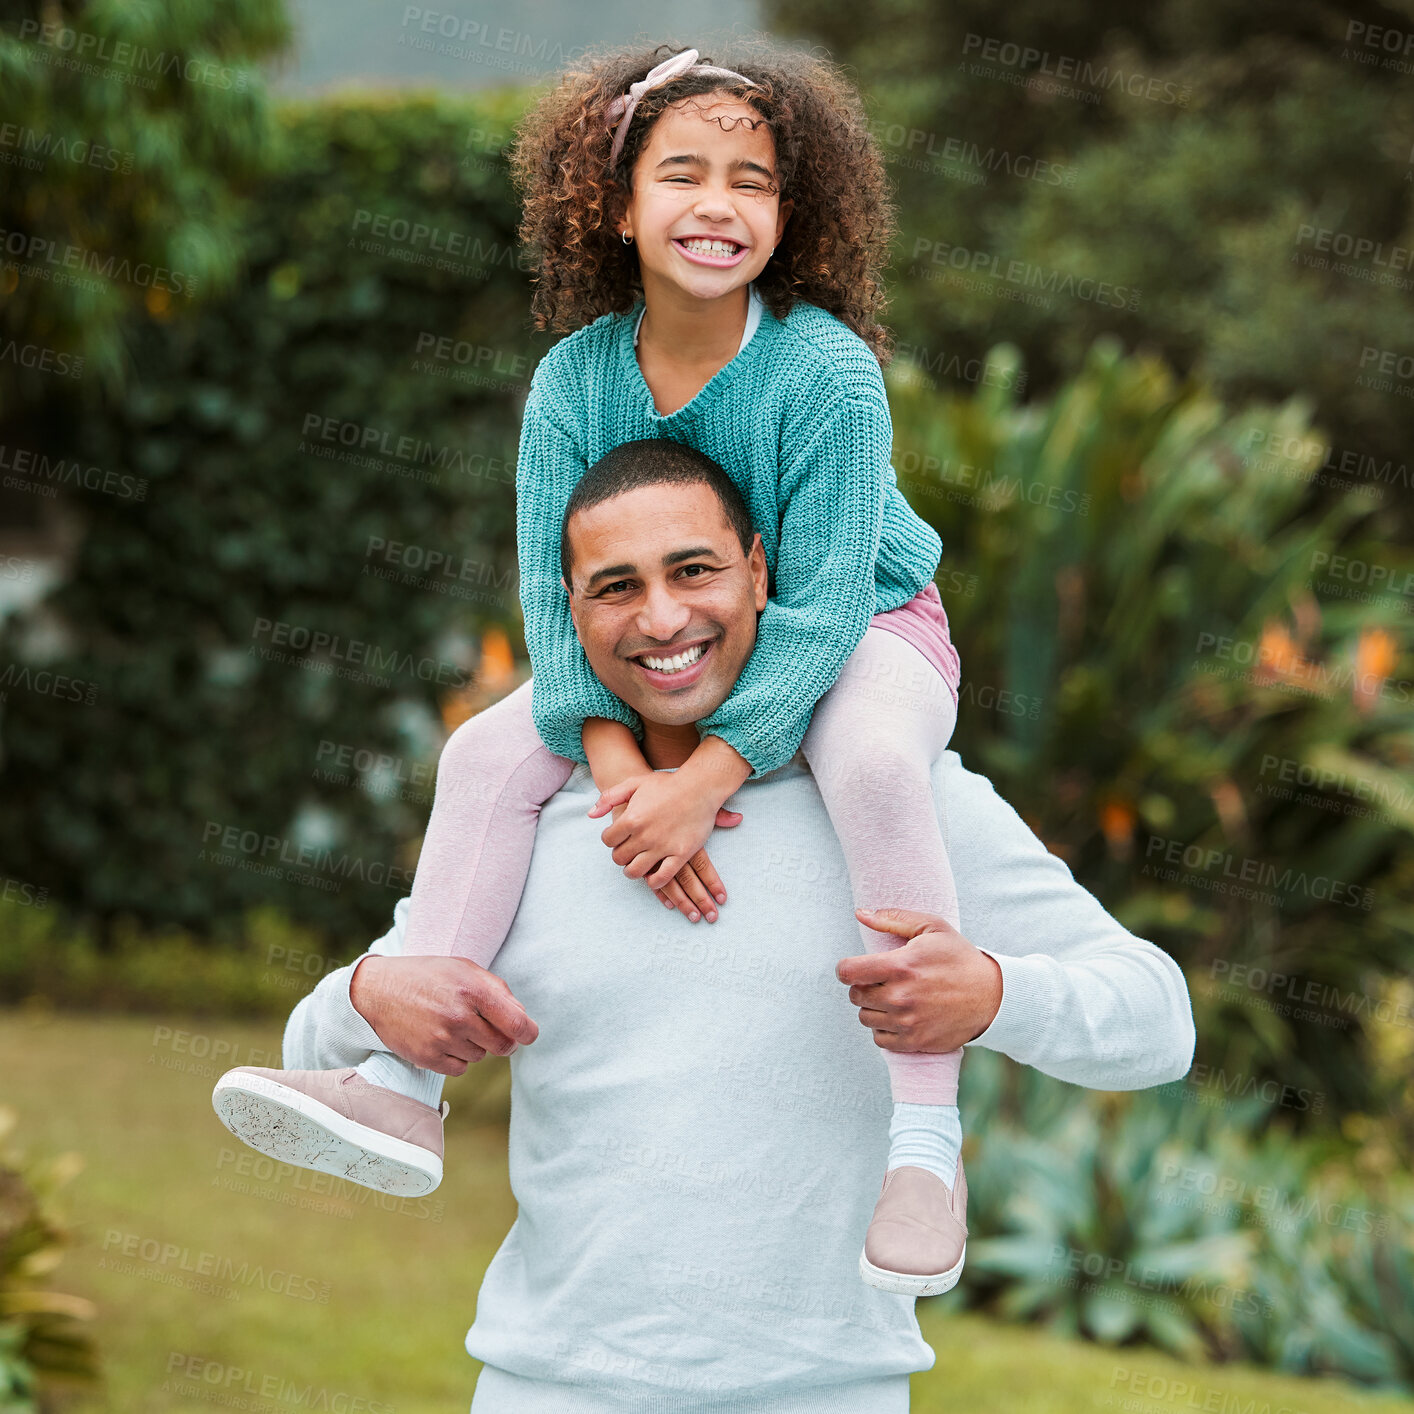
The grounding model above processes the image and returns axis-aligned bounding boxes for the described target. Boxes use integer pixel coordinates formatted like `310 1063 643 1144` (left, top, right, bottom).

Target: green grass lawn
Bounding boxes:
3 1007 1409 1414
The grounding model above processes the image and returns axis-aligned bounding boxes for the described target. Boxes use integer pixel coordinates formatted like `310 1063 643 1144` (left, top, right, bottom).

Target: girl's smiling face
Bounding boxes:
617 92 793 304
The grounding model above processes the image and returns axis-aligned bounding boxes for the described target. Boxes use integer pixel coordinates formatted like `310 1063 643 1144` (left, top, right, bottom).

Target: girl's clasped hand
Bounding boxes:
588 770 739 921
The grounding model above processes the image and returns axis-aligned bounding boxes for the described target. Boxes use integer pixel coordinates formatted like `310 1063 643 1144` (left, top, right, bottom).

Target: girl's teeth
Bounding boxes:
680 238 740 257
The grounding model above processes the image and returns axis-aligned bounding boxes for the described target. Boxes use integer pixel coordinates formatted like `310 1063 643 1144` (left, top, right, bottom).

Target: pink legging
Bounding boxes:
402 619 962 1106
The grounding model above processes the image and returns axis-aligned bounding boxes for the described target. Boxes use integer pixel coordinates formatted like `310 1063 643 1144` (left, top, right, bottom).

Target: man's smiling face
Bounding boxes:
563 481 767 728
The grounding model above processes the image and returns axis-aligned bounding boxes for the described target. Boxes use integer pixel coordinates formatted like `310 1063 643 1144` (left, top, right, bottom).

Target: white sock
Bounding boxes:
354 1051 446 1110
887 1102 962 1189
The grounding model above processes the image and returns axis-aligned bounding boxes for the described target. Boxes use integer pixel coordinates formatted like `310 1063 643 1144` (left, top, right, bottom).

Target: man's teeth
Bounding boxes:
640 643 707 674
679 238 741 257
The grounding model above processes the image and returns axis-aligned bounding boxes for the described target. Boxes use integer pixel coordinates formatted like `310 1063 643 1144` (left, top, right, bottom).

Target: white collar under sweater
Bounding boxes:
634 281 764 354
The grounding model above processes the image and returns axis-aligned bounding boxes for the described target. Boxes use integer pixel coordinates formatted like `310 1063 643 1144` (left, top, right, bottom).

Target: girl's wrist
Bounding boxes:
681 735 752 806
582 717 649 790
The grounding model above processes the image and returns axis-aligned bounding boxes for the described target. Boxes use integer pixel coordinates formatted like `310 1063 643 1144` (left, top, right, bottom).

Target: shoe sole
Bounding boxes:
211 1073 442 1197
857 1242 966 1298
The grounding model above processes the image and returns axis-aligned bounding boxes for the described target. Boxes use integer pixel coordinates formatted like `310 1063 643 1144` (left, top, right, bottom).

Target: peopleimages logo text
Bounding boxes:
249 618 470 688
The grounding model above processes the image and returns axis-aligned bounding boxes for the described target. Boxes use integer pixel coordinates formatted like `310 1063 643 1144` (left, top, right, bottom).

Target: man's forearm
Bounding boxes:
940 754 1196 1089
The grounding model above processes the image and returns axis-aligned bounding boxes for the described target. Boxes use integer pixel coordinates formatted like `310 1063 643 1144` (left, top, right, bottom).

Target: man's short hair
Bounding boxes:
560 438 756 586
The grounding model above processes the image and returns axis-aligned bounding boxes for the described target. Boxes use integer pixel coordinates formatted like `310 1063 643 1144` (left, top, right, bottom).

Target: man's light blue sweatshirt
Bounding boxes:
284 751 1195 1413
516 293 944 776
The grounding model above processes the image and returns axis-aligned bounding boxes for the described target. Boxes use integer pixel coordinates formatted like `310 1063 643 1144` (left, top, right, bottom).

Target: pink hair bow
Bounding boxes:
606 47 760 170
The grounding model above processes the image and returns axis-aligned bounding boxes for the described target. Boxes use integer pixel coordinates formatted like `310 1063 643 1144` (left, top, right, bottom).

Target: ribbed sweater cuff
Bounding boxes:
334 954 387 1053
968 947 1056 1063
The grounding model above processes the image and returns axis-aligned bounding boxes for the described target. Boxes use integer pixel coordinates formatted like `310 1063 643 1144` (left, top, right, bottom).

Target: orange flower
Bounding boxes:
1354 628 1398 713
439 628 521 734
439 689 473 735
1254 620 1301 681
1252 618 1330 695
1100 798 1135 852
478 626 515 686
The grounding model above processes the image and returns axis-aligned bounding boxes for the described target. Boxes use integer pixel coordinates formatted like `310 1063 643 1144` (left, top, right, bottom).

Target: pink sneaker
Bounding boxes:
211 1066 447 1196
858 1159 968 1297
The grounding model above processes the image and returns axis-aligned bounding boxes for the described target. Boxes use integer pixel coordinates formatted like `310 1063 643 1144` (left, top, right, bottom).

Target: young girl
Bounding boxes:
213 41 970 1298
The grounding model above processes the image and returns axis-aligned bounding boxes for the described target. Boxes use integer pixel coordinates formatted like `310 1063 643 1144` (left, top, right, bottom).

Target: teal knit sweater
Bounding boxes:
516 295 943 776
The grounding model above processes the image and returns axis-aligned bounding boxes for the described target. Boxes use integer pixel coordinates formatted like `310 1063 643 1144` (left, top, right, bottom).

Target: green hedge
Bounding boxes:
0 895 342 1020
0 91 539 945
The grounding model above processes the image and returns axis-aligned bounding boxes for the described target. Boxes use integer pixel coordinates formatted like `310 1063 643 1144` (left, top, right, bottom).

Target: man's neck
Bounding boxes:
639 717 701 771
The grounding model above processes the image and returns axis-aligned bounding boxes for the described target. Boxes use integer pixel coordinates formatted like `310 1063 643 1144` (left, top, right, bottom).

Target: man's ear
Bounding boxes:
748 533 768 612
562 576 586 646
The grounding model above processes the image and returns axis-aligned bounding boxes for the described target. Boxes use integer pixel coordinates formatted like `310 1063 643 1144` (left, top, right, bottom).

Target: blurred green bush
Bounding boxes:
888 337 1413 1131
0 895 336 1019
0 1105 98 1413
0 19 1406 1124
766 0 1414 528
948 1048 1414 1390
0 0 292 396
0 88 540 946
944 1052 1411 1387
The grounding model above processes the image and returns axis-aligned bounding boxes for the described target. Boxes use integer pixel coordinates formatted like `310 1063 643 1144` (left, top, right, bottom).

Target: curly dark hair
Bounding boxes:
507 38 899 365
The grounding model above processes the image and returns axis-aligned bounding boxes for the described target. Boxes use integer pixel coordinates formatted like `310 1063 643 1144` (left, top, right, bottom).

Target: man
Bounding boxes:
240 441 1196 1412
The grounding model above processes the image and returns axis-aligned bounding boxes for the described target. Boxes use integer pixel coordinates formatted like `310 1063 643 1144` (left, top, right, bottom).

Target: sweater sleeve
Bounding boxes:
696 392 893 776
281 898 409 1071
516 372 642 762
938 753 1197 1089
